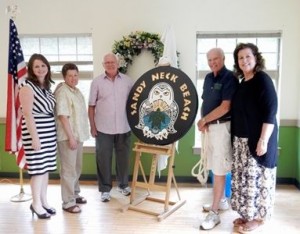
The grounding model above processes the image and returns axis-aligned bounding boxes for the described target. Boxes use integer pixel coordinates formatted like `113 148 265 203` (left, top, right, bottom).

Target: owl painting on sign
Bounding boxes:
136 82 179 140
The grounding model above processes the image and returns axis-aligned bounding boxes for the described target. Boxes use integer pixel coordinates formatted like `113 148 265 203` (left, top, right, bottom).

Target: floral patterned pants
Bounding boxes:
231 136 276 221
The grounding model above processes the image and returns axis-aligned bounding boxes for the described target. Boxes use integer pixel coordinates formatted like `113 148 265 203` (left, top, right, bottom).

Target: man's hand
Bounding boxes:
197 118 208 132
90 126 98 138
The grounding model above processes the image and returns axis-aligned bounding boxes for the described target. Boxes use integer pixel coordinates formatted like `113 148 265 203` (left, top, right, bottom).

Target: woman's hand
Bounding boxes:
256 138 267 156
68 137 78 150
31 137 41 151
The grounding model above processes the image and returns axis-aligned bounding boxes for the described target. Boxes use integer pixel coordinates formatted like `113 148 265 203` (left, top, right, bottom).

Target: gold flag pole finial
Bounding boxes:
6 1 20 20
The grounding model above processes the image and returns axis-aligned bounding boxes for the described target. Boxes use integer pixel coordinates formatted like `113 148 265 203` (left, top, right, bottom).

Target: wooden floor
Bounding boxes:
0 178 299 234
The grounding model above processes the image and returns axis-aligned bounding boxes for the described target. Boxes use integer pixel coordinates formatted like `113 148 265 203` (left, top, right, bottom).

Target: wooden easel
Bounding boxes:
122 141 186 221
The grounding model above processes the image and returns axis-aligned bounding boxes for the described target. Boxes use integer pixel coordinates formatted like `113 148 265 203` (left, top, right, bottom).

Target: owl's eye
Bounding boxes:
163 91 170 96
154 90 160 95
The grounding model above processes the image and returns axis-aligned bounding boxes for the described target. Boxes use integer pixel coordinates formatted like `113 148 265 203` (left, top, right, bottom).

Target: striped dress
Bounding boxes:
21 80 57 175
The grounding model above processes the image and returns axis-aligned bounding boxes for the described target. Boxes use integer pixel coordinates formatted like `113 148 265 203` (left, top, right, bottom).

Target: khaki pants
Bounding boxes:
58 140 83 209
206 122 232 175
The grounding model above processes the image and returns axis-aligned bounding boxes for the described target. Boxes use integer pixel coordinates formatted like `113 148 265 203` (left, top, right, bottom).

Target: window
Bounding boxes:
20 34 95 147
194 33 281 151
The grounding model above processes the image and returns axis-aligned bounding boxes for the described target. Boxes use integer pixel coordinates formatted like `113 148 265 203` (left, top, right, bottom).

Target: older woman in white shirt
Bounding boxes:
55 63 89 213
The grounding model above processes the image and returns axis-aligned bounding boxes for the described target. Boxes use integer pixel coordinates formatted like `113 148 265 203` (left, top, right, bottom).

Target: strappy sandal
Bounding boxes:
233 218 247 227
238 220 264 233
63 205 81 213
76 197 87 204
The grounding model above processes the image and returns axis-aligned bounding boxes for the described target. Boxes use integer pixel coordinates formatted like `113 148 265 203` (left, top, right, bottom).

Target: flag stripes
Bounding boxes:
5 19 27 169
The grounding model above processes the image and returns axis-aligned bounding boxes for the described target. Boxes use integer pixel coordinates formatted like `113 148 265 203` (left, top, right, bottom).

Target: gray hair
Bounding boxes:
102 52 119 63
206 48 225 59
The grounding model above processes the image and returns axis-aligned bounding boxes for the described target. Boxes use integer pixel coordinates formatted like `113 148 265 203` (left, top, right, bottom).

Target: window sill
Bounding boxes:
193 146 201 155
193 146 281 157
83 146 95 154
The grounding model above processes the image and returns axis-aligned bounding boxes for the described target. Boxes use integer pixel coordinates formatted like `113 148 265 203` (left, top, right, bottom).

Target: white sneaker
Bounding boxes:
200 210 221 230
101 192 111 202
202 198 229 212
116 186 131 196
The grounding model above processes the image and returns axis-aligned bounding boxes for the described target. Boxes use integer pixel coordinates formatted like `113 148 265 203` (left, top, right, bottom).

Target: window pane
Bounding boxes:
237 38 256 44
51 64 93 74
41 38 58 54
51 78 63 92
77 80 92 108
59 37 76 55
195 34 281 148
21 35 93 63
224 53 234 70
51 65 63 74
217 38 236 53
197 39 216 53
45 55 59 62
78 64 93 71
197 53 209 70
262 53 278 70
77 37 92 54
78 55 93 61
59 55 77 61
257 38 278 53
24 55 31 61
21 37 40 57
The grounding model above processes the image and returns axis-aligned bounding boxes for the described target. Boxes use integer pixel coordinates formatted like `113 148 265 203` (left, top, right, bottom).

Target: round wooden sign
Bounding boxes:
126 66 198 145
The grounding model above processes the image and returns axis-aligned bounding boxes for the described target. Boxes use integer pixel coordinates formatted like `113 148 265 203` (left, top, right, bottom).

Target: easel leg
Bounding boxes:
130 151 141 203
124 142 186 221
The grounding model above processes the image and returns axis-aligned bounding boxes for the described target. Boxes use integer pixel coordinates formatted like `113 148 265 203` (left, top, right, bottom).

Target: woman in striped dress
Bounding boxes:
19 53 57 219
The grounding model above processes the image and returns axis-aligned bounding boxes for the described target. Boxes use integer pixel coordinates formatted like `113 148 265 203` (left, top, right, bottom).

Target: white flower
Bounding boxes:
116 53 127 67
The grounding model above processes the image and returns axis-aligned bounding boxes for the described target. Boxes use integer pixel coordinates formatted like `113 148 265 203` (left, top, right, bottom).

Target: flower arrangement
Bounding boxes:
112 31 164 74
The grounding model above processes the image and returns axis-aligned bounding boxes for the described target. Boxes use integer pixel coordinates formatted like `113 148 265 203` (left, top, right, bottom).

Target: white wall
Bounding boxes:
1 0 300 121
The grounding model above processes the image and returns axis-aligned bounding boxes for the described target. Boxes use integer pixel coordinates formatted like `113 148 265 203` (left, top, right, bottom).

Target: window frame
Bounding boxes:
194 32 282 154
19 34 95 150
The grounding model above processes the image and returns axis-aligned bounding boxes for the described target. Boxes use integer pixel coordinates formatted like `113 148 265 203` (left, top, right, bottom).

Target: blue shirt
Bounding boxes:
201 66 238 119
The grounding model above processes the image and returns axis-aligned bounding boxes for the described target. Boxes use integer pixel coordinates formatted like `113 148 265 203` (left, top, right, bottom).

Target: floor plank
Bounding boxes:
0 178 299 234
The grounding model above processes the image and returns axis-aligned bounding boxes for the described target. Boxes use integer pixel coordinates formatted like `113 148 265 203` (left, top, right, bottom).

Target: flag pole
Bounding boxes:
10 168 32 202
6 1 32 203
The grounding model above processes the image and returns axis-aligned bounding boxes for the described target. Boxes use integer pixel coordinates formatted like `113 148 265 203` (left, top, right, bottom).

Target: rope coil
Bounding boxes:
191 131 208 185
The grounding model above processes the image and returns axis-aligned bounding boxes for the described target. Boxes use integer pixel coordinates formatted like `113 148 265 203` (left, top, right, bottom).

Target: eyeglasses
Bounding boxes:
103 61 116 65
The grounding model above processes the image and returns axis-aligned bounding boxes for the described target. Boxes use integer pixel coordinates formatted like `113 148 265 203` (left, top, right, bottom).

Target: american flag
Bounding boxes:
5 19 27 169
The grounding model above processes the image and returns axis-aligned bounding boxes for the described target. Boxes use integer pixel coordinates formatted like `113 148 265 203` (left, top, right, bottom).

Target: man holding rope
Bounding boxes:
197 48 238 230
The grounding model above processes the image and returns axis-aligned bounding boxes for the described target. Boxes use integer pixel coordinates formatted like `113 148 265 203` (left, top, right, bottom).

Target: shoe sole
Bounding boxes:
63 205 81 213
101 199 110 202
116 188 131 196
202 207 229 212
199 220 221 230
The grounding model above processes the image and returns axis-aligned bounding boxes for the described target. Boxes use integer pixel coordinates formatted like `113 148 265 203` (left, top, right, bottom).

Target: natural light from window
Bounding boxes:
194 33 281 151
20 34 95 147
